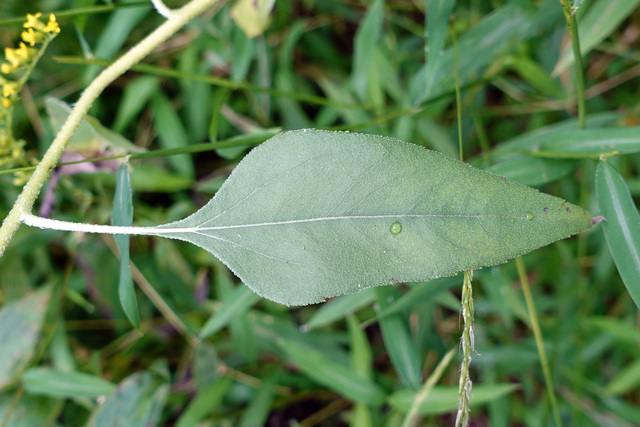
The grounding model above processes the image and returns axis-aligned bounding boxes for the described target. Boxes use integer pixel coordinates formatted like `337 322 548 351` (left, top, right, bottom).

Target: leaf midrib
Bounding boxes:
160 213 521 234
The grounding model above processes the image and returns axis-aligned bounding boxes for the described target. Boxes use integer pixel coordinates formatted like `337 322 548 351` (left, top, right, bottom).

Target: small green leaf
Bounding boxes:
596 159 640 308
86 370 168 427
113 162 140 330
231 0 276 38
23 368 116 398
0 288 50 388
151 130 592 305
278 339 387 405
45 97 144 155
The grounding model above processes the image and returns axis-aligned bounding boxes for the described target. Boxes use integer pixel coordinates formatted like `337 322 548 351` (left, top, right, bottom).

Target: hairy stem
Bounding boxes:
0 0 223 257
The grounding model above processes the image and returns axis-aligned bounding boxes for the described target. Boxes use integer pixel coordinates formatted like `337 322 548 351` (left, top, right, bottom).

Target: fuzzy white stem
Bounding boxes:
151 0 176 19
0 0 222 257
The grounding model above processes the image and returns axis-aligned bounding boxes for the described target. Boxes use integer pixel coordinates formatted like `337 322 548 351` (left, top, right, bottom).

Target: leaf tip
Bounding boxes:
592 216 606 226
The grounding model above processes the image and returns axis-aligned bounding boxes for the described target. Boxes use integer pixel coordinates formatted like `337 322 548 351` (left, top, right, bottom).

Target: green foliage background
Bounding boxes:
1 0 640 426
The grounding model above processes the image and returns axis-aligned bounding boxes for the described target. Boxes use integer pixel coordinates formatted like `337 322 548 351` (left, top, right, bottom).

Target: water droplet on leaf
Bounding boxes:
390 221 402 235
525 212 534 221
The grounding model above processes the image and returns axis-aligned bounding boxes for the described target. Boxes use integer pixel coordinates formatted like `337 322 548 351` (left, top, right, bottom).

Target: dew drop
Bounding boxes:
511 217 517 223
390 221 402 235
525 212 534 221
299 324 309 333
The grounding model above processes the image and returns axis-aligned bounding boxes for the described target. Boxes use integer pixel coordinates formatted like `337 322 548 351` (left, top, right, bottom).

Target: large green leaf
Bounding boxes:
146 130 591 305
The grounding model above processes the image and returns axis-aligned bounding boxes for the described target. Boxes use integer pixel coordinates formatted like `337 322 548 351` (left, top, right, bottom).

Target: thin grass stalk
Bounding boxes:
401 347 456 427
516 257 562 426
558 0 586 129
455 270 474 427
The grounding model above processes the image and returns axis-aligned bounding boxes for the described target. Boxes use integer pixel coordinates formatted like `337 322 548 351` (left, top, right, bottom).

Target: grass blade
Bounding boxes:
596 159 640 308
375 287 421 390
278 339 386 405
112 161 140 330
23 368 115 398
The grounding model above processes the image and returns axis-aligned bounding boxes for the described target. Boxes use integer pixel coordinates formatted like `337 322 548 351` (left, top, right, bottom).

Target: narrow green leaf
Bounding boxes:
112 76 159 133
350 0 384 100
239 373 277 427
606 359 640 396
151 93 195 178
23 368 115 398
494 112 621 155
554 0 640 74
421 0 456 99
113 162 140 330
389 384 518 414
348 315 372 379
278 339 387 405
151 130 592 306
86 370 168 427
199 285 260 339
376 287 421 390
304 288 376 331
175 376 232 427
0 288 51 388
596 160 640 308
535 128 640 157
484 157 575 186
84 6 149 82
209 88 231 142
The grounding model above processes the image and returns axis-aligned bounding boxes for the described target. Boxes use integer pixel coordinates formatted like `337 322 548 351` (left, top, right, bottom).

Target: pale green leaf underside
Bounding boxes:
153 130 591 305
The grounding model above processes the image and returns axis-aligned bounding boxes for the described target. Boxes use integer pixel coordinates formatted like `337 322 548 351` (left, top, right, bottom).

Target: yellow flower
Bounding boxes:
44 14 61 34
0 63 12 74
16 43 30 61
2 83 16 97
4 48 20 67
2 97 11 108
21 28 40 46
23 13 43 29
